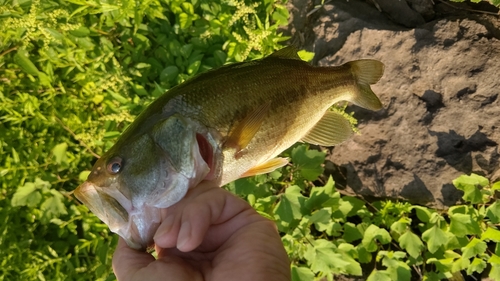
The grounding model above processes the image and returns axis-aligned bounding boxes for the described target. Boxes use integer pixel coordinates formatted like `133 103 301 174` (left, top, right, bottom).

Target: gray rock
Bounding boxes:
290 1 500 208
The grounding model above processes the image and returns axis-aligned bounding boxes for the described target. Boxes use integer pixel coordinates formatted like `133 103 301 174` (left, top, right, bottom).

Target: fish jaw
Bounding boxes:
74 181 161 249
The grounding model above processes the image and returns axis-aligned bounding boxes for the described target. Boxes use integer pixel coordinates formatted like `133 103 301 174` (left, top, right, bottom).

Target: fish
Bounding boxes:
74 46 384 250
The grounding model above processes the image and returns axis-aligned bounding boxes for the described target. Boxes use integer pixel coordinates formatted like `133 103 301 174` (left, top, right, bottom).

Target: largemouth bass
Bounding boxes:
74 46 384 250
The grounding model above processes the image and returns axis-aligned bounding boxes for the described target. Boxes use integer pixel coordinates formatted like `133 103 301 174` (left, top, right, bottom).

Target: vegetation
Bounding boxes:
1 0 499 280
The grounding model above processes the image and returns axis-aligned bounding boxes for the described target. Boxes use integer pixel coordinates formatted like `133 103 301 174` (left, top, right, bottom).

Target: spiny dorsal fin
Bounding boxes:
301 111 354 146
224 101 271 152
240 157 289 178
344 59 384 111
268 46 301 60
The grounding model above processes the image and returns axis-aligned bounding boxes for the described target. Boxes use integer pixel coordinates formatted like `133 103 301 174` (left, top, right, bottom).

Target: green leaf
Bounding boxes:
487 201 500 223
274 185 305 230
305 176 337 212
343 222 363 243
305 239 352 274
297 50 315 62
160 66 179 82
449 213 481 237
422 225 447 253
338 196 365 217
453 173 487 204
14 50 40 76
399 230 424 258
178 13 192 29
367 270 392 281
481 227 500 242
453 173 489 187
291 266 314 281
412 205 433 222
461 238 487 259
290 145 325 181
492 181 500 191
362 224 391 252
11 182 42 208
187 60 201 75
490 263 500 281
40 190 68 222
468 257 486 275
52 143 68 165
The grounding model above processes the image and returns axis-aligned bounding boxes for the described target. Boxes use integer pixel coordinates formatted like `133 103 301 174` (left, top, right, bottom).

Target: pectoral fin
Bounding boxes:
301 111 354 146
225 102 271 152
240 157 289 178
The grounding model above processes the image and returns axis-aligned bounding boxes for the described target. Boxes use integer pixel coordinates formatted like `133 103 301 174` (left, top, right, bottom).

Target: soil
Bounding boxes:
283 0 500 209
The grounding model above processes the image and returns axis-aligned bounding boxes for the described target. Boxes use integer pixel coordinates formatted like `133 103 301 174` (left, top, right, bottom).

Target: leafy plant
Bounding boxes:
232 147 500 280
1 0 288 280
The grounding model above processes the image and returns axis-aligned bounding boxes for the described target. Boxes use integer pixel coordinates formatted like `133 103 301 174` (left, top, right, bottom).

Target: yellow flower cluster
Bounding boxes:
4 0 80 49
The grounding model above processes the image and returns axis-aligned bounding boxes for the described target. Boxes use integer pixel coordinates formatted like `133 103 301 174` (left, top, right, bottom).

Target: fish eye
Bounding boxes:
107 157 123 174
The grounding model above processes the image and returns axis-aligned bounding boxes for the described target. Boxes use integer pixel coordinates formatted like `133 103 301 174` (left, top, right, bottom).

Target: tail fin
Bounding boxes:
345 60 384 111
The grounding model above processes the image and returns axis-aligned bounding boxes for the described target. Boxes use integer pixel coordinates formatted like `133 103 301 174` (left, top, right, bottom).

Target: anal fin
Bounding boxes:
240 157 289 178
301 111 354 146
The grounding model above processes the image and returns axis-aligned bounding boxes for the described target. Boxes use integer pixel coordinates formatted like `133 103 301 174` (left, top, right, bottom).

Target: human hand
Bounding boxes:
112 181 291 281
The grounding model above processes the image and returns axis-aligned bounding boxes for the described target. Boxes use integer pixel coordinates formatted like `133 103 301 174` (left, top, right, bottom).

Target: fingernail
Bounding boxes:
154 215 175 241
177 221 191 251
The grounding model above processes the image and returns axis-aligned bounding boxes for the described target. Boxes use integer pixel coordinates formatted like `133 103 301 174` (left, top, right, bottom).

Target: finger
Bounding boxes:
153 181 252 252
112 237 155 281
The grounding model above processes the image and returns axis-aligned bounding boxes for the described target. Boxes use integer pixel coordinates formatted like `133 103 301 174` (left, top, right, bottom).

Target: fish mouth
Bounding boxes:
74 182 161 250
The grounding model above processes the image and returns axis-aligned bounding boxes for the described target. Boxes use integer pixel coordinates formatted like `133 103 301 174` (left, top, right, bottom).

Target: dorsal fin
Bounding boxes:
268 46 301 60
301 111 354 146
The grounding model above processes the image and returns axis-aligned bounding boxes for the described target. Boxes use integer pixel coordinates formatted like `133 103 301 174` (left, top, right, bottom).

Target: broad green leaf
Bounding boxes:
362 224 391 252
310 208 331 225
467 257 486 275
481 227 500 242
291 266 314 281
453 173 489 187
343 222 363 243
399 230 424 258
461 238 487 259
490 263 500 281
422 225 447 253
178 13 192 29
79 171 91 182
305 176 338 212
14 50 40 76
290 145 325 181
367 270 392 281
297 50 314 62
338 196 365 217
390 219 408 239
52 143 68 165
451 256 470 273
449 213 480 237
11 182 42 208
487 201 500 223
305 239 352 274
453 173 487 204
492 181 500 191
274 185 305 230
412 205 433 222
